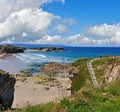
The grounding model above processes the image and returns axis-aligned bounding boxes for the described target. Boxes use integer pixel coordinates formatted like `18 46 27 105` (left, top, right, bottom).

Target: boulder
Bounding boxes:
0 70 16 110
41 62 78 77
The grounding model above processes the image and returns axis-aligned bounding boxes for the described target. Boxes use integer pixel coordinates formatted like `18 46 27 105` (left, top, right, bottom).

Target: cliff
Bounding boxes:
92 57 120 84
0 70 16 110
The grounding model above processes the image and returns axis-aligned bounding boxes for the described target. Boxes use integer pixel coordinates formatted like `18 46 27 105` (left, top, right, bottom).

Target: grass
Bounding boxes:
34 75 55 83
71 58 92 91
13 102 67 112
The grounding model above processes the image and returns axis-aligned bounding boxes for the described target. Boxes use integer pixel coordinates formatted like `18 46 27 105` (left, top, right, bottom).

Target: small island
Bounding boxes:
26 47 66 52
0 45 25 53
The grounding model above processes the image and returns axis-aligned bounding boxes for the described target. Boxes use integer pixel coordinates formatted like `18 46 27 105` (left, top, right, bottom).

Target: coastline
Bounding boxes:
0 53 11 59
0 53 72 108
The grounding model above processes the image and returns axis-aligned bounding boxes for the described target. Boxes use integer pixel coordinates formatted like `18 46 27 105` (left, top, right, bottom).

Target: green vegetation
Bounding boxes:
20 68 33 77
13 58 120 112
0 69 7 74
14 102 67 112
34 75 55 83
71 58 92 91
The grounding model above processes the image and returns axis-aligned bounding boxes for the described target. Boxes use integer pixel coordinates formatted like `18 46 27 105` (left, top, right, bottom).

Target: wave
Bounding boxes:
13 52 74 65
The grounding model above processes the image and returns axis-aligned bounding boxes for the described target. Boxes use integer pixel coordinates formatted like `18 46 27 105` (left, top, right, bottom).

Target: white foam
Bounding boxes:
14 52 74 65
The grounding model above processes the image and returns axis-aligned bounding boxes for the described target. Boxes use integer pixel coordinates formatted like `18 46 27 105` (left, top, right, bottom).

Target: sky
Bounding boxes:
0 0 120 46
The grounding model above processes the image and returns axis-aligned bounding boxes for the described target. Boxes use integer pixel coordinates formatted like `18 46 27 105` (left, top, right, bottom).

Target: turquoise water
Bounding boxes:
15 46 120 64
1 45 120 74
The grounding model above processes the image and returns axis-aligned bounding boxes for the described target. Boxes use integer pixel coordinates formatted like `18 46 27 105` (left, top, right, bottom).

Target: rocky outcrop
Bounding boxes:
105 64 120 83
0 45 25 53
0 70 16 110
27 47 65 52
41 62 78 77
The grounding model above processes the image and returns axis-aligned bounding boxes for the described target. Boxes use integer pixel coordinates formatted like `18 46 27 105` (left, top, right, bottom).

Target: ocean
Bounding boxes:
1 44 120 74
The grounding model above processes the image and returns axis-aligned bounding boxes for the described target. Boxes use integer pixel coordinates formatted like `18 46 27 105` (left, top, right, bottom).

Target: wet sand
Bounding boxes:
0 53 27 74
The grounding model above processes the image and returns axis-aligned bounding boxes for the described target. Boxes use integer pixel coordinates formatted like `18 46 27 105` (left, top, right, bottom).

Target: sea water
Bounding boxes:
1 45 120 74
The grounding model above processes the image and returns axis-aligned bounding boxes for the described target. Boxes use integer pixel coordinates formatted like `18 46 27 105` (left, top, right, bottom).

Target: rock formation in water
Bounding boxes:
27 47 65 52
0 45 25 53
0 70 16 110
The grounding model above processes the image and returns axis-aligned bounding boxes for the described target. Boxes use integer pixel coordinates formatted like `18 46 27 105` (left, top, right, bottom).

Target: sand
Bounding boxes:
0 53 71 109
12 76 71 108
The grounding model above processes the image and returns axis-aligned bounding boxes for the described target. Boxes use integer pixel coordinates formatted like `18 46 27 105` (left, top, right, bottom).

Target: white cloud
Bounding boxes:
64 18 76 25
28 34 110 46
22 32 27 37
55 24 68 33
87 23 120 37
0 8 57 39
87 23 120 45
0 0 64 40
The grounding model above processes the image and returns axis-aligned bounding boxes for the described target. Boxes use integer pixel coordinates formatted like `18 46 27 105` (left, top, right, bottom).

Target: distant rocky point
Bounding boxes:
0 45 25 53
27 47 66 52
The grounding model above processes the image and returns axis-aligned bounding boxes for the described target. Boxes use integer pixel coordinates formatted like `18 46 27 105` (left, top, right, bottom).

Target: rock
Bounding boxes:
32 63 41 67
105 64 120 83
0 45 25 53
43 87 49 90
27 47 65 52
40 62 78 77
0 70 16 110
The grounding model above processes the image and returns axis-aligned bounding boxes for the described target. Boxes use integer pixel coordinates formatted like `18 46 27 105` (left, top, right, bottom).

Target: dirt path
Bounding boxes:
87 58 100 88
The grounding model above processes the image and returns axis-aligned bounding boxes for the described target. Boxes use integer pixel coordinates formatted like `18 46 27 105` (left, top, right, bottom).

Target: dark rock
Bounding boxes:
27 47 65 52
0 45 25 53
32 63 41 67
0 70 16 110
43 87 49 90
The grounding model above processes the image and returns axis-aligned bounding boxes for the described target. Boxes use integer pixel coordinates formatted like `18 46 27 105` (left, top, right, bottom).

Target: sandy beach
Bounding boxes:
13 76 71 108
0 54 72 109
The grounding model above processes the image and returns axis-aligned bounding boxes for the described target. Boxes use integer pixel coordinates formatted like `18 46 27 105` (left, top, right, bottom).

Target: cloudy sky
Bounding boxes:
0 0 120 46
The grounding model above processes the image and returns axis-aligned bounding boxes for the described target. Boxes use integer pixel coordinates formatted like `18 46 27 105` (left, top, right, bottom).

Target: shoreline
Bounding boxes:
0 53 72 108
0 53 13 59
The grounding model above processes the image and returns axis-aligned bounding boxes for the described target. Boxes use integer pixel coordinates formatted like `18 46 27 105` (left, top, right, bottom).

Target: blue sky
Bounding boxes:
42 0 120 36
0 0 120 46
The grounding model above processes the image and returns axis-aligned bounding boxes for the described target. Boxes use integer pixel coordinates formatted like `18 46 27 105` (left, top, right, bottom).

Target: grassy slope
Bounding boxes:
71 58 92 91
14 58 120 112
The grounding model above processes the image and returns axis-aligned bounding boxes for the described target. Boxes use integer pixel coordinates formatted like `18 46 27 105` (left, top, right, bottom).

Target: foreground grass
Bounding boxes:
13 58 120 112
14 102 67 112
